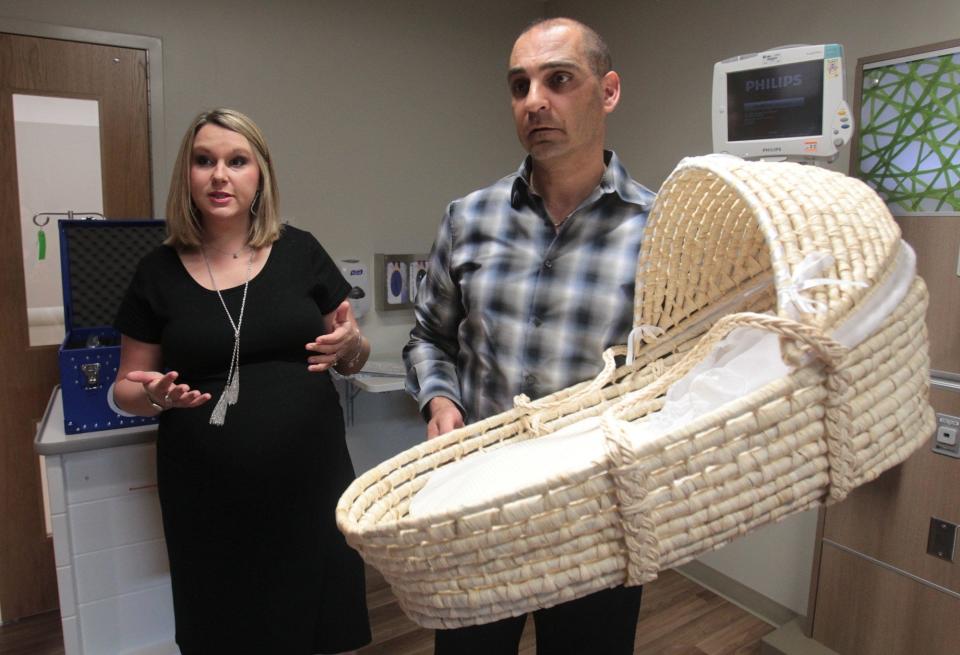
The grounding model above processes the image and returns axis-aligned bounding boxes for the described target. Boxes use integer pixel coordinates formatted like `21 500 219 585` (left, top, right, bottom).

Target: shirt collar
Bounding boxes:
510 150 652 210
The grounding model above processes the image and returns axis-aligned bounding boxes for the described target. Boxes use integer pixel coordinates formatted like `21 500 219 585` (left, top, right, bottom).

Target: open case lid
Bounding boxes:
58 219 167 333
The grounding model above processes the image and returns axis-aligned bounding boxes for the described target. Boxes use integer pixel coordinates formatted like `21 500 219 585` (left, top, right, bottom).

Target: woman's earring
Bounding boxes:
250 190 261 218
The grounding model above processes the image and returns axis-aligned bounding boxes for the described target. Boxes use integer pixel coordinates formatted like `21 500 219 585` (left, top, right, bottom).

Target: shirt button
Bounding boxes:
544 260 553 269
532 317 542 327
525 374 537 385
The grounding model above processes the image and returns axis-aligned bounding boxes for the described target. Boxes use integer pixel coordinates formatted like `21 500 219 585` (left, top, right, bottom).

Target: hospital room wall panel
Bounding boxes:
897 216 960 375
821 385 960 594
811 543 960 655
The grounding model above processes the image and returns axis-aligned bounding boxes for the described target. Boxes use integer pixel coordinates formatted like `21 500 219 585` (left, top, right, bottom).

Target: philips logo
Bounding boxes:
762 146 783 153
746 74 802 92
349 269 364 276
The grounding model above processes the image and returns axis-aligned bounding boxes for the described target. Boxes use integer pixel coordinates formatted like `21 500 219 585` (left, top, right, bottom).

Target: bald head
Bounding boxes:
516 18 612 79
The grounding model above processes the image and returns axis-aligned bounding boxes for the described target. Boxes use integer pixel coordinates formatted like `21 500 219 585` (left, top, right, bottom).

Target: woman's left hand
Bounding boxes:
306 301 361 372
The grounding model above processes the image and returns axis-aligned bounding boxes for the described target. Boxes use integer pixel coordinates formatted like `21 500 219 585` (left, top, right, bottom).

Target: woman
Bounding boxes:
114 108 371 654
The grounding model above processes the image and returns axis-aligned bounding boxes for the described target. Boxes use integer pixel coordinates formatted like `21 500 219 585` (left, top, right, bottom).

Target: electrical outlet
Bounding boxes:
927 518 957 562
932 413 960 458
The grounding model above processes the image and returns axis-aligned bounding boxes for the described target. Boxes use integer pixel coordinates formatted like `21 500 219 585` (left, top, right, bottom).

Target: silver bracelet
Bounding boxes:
343 329 363 369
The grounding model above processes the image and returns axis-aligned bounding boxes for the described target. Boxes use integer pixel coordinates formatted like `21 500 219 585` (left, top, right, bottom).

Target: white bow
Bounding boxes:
781 252 869 318
627 324 665 365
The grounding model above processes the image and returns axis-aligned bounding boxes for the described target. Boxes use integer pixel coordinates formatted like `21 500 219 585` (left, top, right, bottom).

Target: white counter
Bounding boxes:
338 359 406 425
35 386 159 456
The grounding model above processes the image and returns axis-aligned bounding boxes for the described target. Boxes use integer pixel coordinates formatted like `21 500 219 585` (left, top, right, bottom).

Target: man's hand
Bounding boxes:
427 396 464 439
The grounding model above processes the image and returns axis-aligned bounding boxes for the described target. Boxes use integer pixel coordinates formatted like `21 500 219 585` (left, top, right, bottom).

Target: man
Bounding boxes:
403 17 654 655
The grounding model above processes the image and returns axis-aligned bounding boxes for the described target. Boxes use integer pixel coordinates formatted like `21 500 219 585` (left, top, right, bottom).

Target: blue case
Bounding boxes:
58 219 167 434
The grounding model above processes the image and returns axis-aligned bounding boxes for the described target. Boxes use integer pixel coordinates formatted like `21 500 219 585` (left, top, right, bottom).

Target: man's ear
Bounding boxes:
601 71 621 114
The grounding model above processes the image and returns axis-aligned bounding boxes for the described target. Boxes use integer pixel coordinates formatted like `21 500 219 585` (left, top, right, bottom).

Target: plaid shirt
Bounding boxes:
403 151 654 423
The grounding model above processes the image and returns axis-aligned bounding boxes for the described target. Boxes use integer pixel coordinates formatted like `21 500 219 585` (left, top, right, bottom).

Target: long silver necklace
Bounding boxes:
201 246 254 426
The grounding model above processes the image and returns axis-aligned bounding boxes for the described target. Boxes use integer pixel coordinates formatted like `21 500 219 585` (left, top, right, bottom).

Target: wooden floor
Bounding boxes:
0 568 773 654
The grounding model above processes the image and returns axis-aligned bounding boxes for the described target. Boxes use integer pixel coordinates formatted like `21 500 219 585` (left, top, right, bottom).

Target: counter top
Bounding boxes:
349 360 406 393
35 386 158 456
350 374 405 393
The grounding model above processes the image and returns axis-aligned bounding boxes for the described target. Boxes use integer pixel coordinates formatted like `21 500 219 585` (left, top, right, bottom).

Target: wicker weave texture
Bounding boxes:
336 156 933 629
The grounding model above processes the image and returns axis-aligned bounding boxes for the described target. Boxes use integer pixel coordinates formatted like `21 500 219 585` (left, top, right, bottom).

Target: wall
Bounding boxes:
0 0 544 359
548 0 960 617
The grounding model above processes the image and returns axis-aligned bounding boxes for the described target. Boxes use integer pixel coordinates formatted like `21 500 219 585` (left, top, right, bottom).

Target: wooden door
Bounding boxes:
0 33 152 620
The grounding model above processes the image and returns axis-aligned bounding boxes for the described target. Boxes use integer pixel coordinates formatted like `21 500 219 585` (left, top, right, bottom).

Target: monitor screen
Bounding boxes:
726 59 824 141
711 44 850 161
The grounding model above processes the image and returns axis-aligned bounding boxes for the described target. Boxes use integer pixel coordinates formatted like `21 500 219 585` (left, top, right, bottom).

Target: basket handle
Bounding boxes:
511 321 676 417
513 344 625 412
722 313 848 368
513 345 638 437
602 410 662 587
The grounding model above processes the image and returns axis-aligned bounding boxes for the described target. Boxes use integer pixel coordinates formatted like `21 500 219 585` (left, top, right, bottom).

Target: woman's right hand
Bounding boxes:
126 370 212 410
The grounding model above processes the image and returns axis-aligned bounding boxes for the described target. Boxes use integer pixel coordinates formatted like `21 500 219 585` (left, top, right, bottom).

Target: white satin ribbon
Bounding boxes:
781 252 869 318
626 324 665 365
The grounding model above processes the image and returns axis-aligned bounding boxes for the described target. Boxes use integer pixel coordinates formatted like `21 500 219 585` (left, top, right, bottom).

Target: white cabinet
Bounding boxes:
37 390 179 655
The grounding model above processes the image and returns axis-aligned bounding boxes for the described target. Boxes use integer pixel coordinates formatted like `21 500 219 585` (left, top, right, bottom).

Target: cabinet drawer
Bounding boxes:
64 442 157 505
813 544 960 654
61 616 80 655
52 513 71 567
75 539 170 603
57 564 76 618
78 584 175 655
69 491 164 554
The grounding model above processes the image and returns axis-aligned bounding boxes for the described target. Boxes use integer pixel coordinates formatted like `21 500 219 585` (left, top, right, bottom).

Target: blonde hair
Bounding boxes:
165 108 281 249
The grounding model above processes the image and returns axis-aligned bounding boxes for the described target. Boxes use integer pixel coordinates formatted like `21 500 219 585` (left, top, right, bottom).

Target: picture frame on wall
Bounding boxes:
852 38 960 216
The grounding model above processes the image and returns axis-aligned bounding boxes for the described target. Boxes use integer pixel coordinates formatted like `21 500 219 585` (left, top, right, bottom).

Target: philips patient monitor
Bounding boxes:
712 44 851 161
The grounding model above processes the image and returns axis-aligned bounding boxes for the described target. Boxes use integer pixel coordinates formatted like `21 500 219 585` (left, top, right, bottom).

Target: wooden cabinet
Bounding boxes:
812 542 958 654
806 211 960 652
808 384 960 653
811 389 960 655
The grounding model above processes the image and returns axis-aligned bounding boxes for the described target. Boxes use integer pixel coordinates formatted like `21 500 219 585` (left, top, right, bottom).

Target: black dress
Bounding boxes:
115 226 370 654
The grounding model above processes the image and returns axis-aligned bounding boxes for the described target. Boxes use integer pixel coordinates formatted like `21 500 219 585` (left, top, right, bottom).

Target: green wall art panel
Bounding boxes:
857 47 960 214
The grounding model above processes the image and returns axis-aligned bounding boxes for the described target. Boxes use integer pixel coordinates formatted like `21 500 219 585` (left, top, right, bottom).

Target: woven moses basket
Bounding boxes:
336 155 934 629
